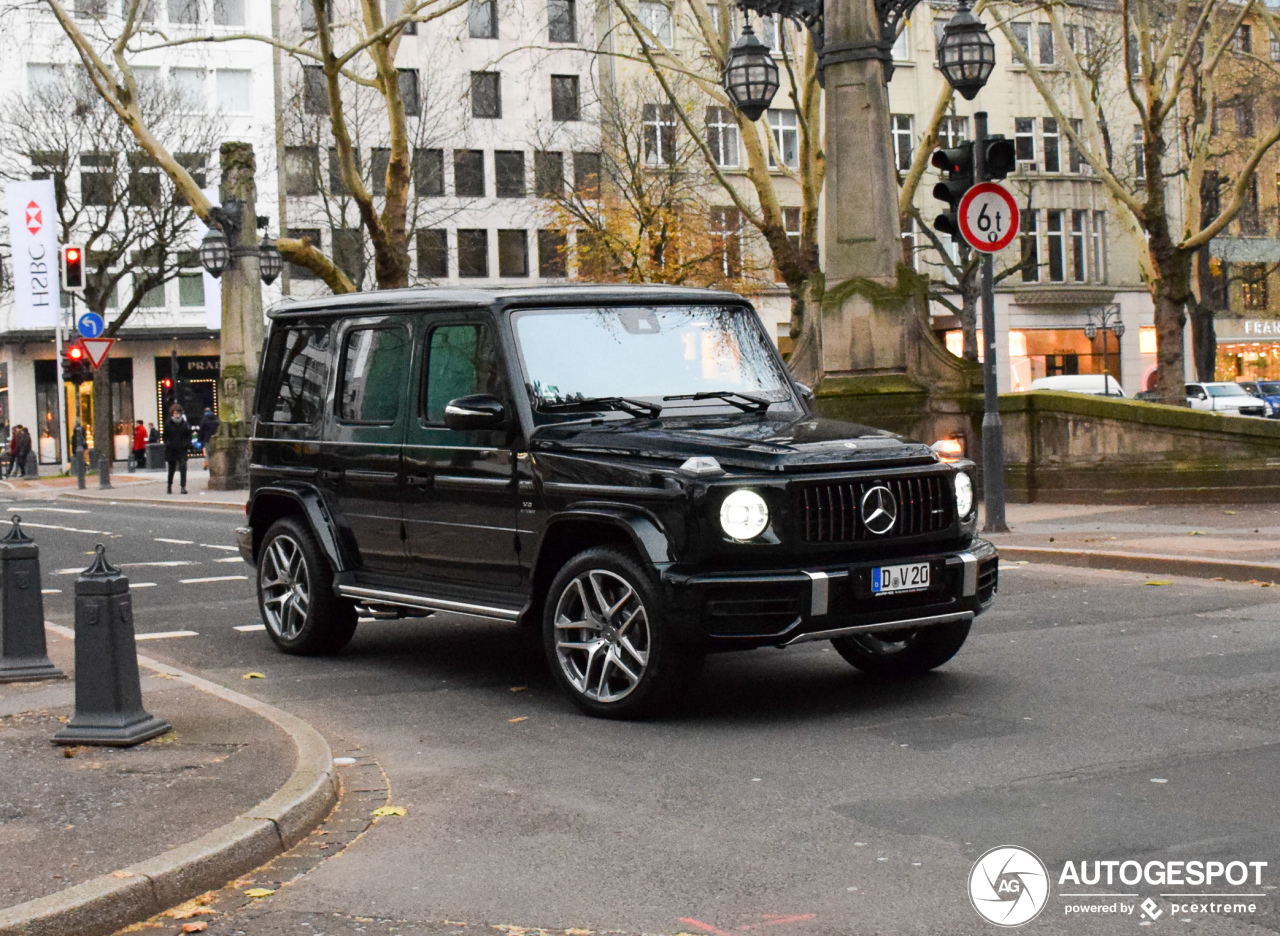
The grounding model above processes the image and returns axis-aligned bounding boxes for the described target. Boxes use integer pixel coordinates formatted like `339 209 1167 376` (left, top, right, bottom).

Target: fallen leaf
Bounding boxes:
510 686 527 692
111 870 135 879
180 924 208 933
242 672 266 679
1188 530 1205 536
509 716 528 723
63 747 77 758
372 805 407 817
1144 580 1172 586
244 887 275 898
565 929 593 935
1224 510 1237 514
1211 577 1228 581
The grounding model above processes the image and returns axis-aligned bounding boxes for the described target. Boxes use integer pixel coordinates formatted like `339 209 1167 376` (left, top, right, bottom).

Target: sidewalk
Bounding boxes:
988 502 1280 583
1 464 246 511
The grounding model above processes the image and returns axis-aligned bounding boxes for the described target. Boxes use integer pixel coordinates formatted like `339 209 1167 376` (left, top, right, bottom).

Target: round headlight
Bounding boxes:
955 472 974 518
720 489 769 541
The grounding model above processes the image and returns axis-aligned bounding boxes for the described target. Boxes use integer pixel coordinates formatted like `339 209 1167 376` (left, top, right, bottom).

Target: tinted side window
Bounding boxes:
260 326 329 424
423 324 504 423
338 327 409 423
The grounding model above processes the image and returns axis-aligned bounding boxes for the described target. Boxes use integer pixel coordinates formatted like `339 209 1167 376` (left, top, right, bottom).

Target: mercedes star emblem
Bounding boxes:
860 485 898 536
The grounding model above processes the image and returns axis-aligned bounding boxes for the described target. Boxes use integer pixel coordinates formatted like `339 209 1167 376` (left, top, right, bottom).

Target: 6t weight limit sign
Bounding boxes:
958 182 1020 253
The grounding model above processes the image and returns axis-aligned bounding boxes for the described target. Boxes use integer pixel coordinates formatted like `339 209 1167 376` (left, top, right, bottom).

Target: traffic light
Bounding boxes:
931 142 974 240
979 136 1016 181
63 343 92 384
61 245 85 294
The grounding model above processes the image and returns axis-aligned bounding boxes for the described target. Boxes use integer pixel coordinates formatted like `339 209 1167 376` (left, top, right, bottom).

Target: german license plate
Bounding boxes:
872 562 930 595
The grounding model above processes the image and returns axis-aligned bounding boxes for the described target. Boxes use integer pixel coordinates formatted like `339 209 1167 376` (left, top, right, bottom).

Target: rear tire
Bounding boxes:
257 517 357 655
830 619 970 678
543 547 702 719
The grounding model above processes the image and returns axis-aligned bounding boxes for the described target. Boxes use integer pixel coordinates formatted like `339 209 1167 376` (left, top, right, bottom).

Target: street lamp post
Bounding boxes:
1084 305 1125 396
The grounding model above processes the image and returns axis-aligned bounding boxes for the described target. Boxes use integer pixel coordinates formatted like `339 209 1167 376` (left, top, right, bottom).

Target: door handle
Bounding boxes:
319 469 343 482
405 474 431 487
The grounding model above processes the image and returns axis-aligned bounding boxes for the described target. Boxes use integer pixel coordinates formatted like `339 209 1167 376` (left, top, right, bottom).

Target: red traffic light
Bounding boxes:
67 346 84 361
61 244 86 292
66 248 80 262
162 378 173 388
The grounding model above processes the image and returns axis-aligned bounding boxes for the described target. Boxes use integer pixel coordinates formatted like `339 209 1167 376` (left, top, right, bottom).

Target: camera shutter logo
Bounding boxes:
860 485 898 536
968 846 1050 927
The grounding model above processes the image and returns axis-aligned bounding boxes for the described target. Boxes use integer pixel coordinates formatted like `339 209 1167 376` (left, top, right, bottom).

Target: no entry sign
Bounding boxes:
958 182 1020 253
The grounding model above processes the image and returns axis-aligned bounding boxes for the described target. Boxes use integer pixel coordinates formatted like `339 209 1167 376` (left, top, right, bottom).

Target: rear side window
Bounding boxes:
423 324 505 423
338 326 409 423
260 326 330 424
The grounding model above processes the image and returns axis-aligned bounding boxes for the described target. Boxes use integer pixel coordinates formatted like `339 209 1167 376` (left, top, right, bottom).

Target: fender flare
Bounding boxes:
248 485 349 573
537 505 673 566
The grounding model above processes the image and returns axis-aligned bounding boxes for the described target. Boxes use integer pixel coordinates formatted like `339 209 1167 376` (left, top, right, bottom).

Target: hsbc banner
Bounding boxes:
5 180 59 329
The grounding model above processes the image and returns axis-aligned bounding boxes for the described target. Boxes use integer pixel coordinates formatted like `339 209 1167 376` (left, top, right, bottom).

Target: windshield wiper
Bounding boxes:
662 390 771 413
539 396 663 418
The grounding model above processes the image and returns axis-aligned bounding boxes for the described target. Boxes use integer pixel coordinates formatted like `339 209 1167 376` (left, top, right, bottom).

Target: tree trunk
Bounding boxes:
1188 302 1217 382
1150 240 1193 405
787 274 825 386
960 268 981 362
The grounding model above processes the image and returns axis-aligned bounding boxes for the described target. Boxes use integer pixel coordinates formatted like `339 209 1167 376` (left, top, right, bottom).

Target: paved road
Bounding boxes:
12 495 1280 935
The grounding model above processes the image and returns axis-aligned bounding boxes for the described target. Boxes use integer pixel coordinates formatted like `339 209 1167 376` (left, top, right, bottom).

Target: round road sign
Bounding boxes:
77 311 104 339
958 182 1020 253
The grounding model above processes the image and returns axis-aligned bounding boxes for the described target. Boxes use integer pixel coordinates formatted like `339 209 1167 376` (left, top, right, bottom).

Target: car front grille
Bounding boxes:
798 475 953 543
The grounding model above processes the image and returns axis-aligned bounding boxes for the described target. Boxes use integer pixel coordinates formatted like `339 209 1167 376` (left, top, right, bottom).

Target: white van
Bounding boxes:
1028 375 1126 397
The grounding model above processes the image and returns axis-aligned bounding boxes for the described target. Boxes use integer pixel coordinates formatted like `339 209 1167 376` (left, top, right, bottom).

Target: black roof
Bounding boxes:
269 284 750 319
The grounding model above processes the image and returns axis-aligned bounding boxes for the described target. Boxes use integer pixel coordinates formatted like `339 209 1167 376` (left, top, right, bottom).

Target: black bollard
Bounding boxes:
0 516 64 682
73 422 86 489
52 544 170 746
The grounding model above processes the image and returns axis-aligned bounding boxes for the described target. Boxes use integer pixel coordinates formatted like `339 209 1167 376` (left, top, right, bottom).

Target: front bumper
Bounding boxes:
661 538 997 650
235 526 255 565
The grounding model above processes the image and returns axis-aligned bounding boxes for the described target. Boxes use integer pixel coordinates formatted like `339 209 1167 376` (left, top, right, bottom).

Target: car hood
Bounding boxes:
529 412 938 472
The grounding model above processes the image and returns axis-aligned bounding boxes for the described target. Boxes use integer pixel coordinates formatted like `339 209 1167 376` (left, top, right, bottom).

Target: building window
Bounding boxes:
81 152 114 206
643 103 677 166
1021 210 1039 283
168 0 199 24
1240 176 1262 235
1068 118 1085 173
371 147 390 196
333 228 363 286
498 230 529 277
939 115 968 148
215 69 250 113
329 147 360 196
1271 34 1280 62
711 207 742 279
286 147 320 196
1015 118 1036 167
471 71 501 118
468 0 497 38
1090 211 1106 283
534 151 564 198
171 68 205 109
399 69 420 116
301 0 333 31
639 0 674 44
901 216 917 271
213 0 245 25
457 229 489 277
386 0 418 34
414 148 443 195
538 230 567 277
1046 210 1065 282
707 106 740 168
128 154 161 207
1232 24 1252 54
454 149 485 197
1132 125 1145 181
890 114 912 172
1242 263 1268 310
1235 100 1255 138
548 0 575 41
1010 22 1030 56
285 228 320 279
136 274 165 307
1071 210 1087 282
178 271 204 307
1038 22 1055 64
416 229 447 279
1042 118 1060 172
551 75 580 121
770 109 800 169
494 151 526 197
303 65 328 115
574 151 601 196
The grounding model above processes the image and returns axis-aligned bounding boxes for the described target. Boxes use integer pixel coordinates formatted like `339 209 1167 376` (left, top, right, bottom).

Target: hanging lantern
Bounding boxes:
198 226 231 278
936 0 996 101
722 22 780 122
258 235 283 285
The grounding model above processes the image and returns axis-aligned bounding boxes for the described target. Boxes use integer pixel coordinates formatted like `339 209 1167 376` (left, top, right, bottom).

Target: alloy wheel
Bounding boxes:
553 569 651 703
259 533 311 641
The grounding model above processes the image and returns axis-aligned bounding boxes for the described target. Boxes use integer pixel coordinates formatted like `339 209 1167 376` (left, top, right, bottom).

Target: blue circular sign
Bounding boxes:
77 312 104 339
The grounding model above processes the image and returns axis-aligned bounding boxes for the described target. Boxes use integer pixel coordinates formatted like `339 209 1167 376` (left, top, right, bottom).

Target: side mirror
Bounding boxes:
443 394 505 430
795 382 814 401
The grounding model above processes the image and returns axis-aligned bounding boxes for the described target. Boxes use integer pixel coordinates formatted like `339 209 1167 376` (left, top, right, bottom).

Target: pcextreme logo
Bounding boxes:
968 846 1051 927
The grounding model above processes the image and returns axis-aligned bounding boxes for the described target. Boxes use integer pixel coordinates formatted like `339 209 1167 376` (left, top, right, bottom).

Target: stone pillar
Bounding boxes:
208 142 265 491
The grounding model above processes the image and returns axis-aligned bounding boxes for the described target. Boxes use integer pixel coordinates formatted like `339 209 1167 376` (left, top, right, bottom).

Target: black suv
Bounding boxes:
237 286 997 717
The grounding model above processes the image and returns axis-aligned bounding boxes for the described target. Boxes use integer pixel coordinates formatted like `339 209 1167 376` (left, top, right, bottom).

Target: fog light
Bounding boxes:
720 489 769 541
955 472 974 518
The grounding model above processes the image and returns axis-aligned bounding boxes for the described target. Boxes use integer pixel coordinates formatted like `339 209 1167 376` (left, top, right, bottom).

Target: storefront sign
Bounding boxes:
5 180 59 329
1217 319 1280 341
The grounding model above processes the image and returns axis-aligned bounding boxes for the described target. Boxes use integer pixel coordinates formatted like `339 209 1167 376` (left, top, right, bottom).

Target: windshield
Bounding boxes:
511 305 794 416
1257 382 1280 395
1206 384 1249 397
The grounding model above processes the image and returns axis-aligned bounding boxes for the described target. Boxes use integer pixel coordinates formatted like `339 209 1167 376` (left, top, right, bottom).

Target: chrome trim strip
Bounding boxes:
337 585 521 621
959 551 978 597
249 464 319 478
433 475 511 490
804 570 830 617
543 481 682 499
783 611 974 646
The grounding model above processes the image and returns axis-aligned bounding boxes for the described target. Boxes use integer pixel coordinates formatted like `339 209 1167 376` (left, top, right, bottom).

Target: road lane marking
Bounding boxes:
21 522 115 535
7 506 89 514
131 583 157 588
201 544 239 551
55 568 85 575
41 589 60 594
155 538 194 544
235 624 267 632
214 556 245 563
135 630 198 640
120 561 197 567
180 575 248 584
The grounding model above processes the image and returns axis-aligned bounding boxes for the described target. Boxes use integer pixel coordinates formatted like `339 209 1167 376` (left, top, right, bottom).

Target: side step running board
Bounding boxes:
337 584 522 622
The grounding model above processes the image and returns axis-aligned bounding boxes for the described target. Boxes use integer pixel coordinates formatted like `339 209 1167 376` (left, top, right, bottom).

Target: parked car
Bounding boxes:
1029 374 1126 396
1185 382 1267 416
1239 380 1280 417
237 286 997 718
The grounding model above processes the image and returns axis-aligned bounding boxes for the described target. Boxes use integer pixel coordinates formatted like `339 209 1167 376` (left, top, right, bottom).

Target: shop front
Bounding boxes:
1214 319 1280 382
154 355 220 445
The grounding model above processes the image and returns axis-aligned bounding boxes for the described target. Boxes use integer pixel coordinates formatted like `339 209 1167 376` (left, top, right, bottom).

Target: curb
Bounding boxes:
58 491 245 513
996 545 1280 584
0 626 337 936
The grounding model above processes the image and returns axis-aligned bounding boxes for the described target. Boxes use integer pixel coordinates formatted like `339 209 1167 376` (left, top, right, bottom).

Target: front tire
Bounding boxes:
257 517 357 655
830 619 970 678
543 547 702 719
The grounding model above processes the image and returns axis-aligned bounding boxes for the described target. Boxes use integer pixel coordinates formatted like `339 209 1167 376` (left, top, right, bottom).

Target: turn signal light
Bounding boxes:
931 438 965 462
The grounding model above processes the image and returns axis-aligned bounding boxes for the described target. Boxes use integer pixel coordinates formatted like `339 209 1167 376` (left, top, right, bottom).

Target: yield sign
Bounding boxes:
81 337 114 369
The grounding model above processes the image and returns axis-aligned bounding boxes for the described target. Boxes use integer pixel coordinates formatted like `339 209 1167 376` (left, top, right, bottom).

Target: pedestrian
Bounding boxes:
132 420 148 470
12 426 31 478
197 407 219 470
164 405 191 494
147 422 159 444
4 425 16 478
